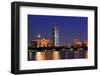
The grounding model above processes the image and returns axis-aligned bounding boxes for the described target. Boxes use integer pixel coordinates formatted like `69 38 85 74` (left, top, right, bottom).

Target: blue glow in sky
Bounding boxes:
28 15 88 46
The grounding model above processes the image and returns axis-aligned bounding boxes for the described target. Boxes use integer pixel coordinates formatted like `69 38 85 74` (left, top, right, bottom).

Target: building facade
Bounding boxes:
30 35 51 48
52 24 59 46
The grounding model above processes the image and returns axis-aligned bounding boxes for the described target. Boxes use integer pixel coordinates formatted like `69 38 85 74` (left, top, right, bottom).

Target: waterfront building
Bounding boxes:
30 35 51 48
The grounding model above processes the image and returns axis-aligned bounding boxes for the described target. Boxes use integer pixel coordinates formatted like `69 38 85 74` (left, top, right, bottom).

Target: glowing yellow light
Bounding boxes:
52 51 60 60
35 52 45 60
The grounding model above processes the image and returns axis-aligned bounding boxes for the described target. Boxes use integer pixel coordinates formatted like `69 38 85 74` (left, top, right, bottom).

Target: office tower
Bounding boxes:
52 24 59 46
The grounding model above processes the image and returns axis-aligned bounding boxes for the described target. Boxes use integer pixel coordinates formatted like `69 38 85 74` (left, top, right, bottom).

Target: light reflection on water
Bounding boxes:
34 51 60 60
28 50 88 61
52 51 60 60
35 52 45 60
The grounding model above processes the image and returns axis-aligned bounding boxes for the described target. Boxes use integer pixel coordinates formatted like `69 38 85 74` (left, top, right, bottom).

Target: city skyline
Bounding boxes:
28 15 88 46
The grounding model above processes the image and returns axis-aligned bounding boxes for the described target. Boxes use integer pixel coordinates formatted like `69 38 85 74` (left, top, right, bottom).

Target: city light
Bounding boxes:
28 24 88 61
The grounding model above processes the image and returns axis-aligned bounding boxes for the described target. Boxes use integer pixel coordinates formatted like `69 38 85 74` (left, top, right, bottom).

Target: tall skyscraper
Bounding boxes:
52 24 59 46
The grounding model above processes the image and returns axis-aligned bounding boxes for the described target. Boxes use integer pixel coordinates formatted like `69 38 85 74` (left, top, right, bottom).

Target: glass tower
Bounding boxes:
52 24 59 46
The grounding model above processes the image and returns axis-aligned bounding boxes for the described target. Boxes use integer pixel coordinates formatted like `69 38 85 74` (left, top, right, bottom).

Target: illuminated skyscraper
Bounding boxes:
52 24 59 46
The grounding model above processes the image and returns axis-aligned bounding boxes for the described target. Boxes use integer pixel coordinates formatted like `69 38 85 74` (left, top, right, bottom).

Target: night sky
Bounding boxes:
28 15 88 46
